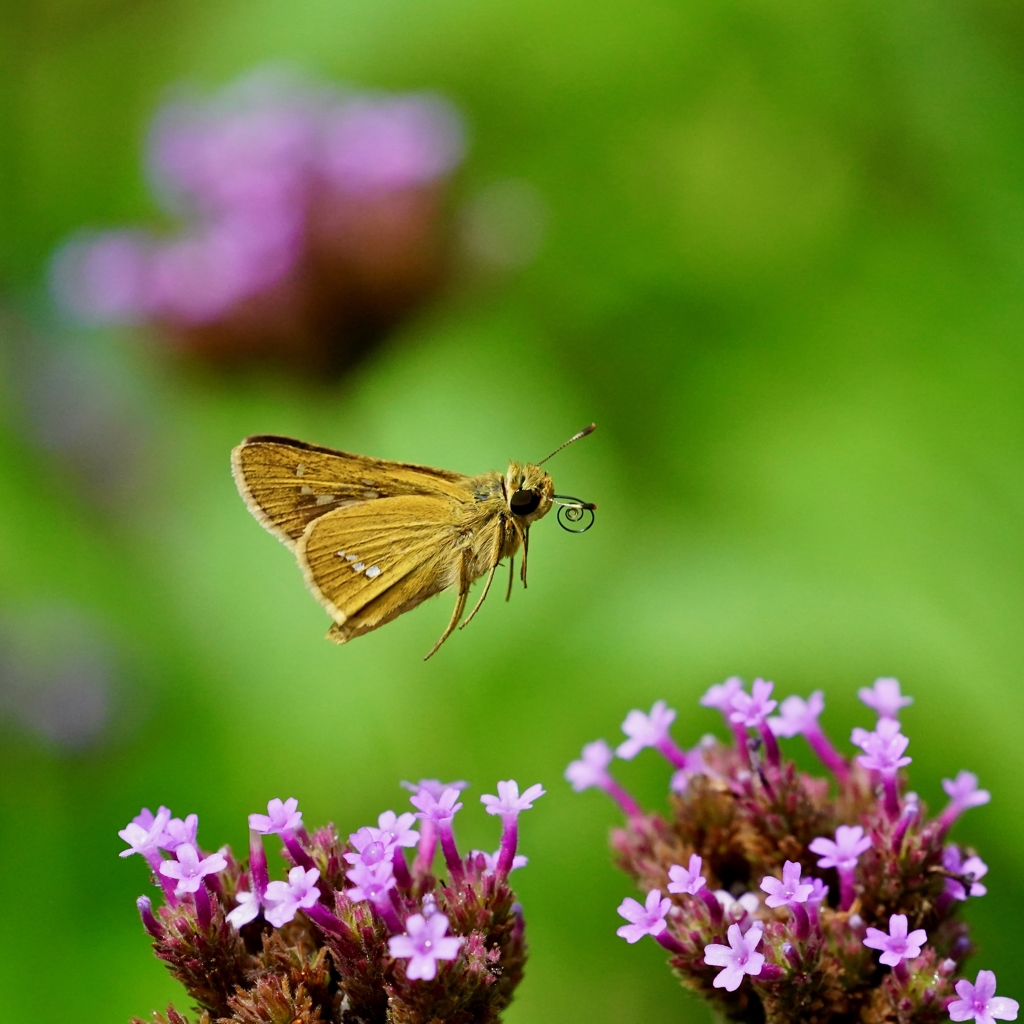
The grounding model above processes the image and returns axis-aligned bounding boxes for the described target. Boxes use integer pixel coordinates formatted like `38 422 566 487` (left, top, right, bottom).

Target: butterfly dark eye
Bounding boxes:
510 488 541 516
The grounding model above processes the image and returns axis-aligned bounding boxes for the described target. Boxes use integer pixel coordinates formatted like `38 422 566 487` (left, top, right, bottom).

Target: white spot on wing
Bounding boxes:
352 562 365 572
300 485 314 495
315 494 335 505
345 554 358 562
296 464 306 477
365 565 381 578
336 550 346 558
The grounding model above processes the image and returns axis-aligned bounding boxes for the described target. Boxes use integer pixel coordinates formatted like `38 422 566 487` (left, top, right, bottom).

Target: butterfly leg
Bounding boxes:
424 553 470 660
519 527 530 588
463 523 504 628
460 561 497 630
505 556 515 601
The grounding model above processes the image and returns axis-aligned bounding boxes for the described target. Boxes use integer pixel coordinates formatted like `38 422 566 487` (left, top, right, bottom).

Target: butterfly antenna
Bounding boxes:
537 423 596 465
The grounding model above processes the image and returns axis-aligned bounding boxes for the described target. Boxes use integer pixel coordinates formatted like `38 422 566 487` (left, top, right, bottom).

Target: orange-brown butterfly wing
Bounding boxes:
297 494 467 643
232 435 471 550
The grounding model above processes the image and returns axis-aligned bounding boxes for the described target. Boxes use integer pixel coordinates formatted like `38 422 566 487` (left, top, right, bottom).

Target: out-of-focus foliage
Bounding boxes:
1 0 1024 1022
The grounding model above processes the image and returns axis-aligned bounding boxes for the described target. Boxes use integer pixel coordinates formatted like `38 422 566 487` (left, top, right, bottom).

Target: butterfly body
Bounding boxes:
231 436 575 658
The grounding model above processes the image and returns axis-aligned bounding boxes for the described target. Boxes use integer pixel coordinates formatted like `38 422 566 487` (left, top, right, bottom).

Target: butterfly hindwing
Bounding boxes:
232 435 472 550
297 494 466 639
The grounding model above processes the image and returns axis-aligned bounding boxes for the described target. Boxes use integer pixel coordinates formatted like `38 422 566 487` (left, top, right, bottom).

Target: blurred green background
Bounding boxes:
2 0 1024 1020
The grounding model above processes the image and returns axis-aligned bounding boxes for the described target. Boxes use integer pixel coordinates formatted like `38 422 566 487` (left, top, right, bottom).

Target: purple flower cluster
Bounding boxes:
120 776 541 1024
567 678 1018 1023
52 67 464 372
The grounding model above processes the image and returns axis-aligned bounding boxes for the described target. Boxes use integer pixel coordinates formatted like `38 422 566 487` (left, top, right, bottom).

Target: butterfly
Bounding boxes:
231 426 596 658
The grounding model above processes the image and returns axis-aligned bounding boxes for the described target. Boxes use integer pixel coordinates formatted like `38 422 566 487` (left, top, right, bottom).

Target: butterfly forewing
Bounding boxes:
297 495 463 637
232 435 471 549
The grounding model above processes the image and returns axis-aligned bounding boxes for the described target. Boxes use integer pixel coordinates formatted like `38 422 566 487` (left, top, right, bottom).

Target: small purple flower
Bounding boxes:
729 679 777 729
809 826 873 872
616 889 672 943
480 780 545 818
863 913 926 968
119 806 171 862
565 739 615 791
943 772 991 809
760 860 814 908
321 96 464 194
158 842 227 897
480 780 544 879
565 739 641 815
730 679 782 766
948 970 1020 1023
853 718 911 818
345 857 396 904
700 676 744 712
616 701 677 760
714 890 762 920
769 691 825 738
410 786 464 822
264 866 321 928
940 771 992 832
768 690 849 780
858 677 912 721
388 912 463 981
161 814 198 852
248 797 302 835
809 825 872 911
703 923 765 992
470 849 528 872
667 855 706 896
804 877 829 907
944 847 988 900
344 829 392 867
375 810 419 848
401 778 468 799
226 887 261 928
410 785 465 882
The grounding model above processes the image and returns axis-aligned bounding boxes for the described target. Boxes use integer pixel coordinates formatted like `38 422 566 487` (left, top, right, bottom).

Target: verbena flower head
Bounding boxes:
121 773 535 1023
858 676 913 721
948 971 1020 1023
50 67 466 375
571 676 1007 1021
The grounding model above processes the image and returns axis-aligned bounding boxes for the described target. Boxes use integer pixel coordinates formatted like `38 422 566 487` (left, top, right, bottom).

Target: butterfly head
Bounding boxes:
505 461 555 524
